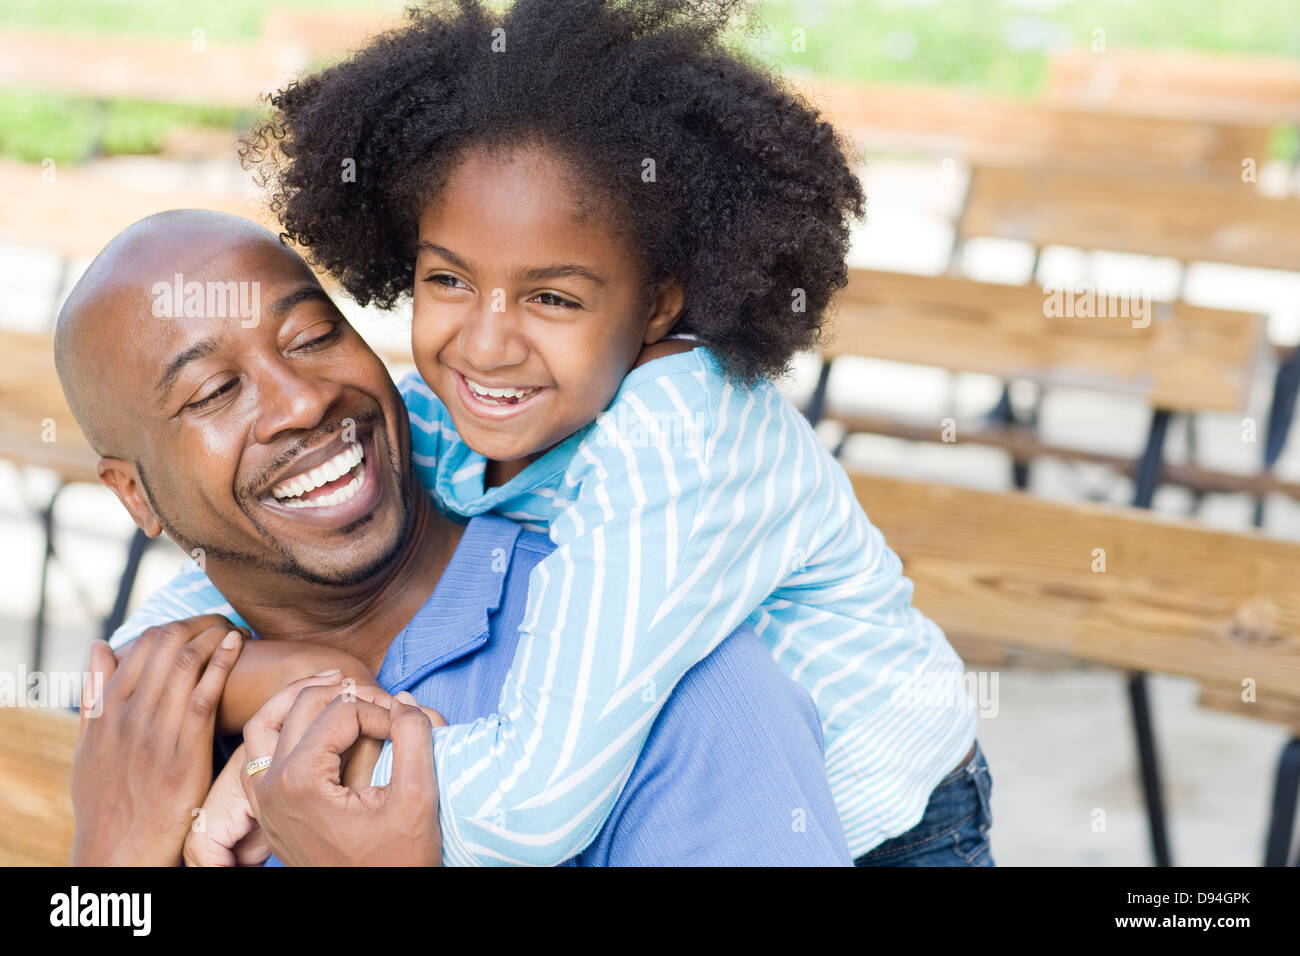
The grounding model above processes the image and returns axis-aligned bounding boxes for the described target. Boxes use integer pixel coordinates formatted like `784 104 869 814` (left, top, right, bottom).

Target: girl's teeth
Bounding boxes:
467 379 539 401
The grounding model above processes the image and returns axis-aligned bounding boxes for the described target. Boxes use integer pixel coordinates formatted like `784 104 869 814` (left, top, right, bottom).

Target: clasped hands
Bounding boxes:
71 615 445 867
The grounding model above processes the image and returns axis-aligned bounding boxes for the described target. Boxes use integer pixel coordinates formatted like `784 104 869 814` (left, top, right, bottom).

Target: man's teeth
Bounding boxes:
271 442 364 502
466 378 541 402
279 466 365 509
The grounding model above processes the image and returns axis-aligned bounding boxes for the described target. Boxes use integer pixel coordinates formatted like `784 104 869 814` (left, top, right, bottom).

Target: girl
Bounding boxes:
117 0 990 866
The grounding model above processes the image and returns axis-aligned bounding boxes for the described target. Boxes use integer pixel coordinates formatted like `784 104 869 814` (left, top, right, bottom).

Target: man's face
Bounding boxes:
123 238 414 586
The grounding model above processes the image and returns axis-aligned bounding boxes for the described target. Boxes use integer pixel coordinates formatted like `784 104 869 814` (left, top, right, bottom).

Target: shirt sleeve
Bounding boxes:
106 561 247 653
425 374 822 865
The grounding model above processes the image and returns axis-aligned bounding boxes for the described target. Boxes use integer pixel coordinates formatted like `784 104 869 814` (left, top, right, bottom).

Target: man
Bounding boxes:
59 209 852 866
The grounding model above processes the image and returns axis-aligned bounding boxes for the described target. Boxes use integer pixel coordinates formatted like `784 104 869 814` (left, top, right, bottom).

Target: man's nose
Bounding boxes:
252 367 345 445
458 300 529 372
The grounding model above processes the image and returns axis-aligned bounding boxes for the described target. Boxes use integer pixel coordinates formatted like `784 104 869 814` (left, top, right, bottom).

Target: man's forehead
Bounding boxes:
88 250 316 405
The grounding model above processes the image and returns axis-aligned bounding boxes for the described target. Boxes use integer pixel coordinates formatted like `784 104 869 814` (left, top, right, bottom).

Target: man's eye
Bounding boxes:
186 379 237 410
290 322 343 351
305 326 341 349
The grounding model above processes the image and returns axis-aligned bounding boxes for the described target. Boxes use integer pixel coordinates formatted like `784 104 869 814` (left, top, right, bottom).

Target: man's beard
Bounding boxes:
135 446 419 589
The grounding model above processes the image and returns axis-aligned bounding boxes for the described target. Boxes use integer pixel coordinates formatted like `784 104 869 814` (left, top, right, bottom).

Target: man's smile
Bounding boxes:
256 431 386 529
271 440 364 507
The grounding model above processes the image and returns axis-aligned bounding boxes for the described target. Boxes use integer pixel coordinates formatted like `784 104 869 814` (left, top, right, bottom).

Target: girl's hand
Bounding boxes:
183 742 271 867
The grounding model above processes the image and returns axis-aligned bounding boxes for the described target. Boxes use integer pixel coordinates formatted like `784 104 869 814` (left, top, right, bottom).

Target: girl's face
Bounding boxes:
412 143 683 485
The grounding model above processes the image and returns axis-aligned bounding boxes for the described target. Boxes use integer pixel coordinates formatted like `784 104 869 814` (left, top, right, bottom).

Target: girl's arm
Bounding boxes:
106 570 380 735
216 640 379 736
397 368 824 865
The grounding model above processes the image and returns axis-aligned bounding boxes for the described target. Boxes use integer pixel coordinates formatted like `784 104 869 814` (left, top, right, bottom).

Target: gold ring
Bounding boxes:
245 756 273 777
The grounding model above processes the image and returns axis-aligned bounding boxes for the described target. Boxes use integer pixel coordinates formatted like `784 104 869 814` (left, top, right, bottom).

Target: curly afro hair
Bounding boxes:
242 0 865 383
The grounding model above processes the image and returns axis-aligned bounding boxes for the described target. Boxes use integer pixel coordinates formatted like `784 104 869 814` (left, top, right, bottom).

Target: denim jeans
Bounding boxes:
853 741 994 867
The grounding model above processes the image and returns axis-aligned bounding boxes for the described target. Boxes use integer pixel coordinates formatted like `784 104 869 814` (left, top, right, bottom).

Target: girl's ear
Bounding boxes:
97 458 164 539
641 278 686 346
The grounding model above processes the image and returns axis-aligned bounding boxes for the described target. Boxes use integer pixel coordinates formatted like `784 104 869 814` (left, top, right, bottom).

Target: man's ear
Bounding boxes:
97 458 164 539
641 278 686 347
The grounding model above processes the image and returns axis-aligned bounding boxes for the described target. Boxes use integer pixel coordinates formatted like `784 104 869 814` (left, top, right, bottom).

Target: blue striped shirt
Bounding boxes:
112 346 976 861
266 514 851 866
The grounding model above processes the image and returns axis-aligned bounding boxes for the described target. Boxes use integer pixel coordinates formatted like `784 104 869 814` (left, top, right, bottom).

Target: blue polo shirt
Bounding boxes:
273 514 850 866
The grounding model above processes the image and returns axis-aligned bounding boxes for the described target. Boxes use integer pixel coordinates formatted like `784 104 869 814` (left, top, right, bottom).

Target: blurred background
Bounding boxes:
2 0 1299 866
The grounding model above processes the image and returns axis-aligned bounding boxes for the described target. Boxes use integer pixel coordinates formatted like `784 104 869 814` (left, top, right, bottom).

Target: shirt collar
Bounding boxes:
375 514 522 692
435 425 591 518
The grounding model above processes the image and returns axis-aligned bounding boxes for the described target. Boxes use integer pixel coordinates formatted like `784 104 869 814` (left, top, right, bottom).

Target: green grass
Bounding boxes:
0 89 247 163
0 0 397 41
749 0 1300 96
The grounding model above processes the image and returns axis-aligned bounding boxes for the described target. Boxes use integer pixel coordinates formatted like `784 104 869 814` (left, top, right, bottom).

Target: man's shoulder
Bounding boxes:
582 623 849 865
671 624 821 740
514 528 556 558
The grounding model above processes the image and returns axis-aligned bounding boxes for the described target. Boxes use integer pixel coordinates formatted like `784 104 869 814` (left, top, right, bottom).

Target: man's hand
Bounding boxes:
240 682 446 866
70 616 244 866
183 674 384 867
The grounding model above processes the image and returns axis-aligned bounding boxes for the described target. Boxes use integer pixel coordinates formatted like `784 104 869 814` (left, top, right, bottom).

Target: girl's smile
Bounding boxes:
452 367 551 421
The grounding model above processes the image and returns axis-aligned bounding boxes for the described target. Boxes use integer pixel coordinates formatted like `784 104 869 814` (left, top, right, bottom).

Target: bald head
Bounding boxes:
54 210 302 458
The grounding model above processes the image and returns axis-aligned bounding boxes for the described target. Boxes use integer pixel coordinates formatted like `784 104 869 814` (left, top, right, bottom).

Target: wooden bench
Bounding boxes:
828 268 1264 416
811 267 1282 865
951 162 1300 512
1045 48 1300 127
813 268 1293 497
0 7 399 113
0 160 264 261
0 330 109 672
851 469 1300 865
959 163 1300 274
0 30 278 110
0 708 79 866
791 79 1279 177
0 330 98 480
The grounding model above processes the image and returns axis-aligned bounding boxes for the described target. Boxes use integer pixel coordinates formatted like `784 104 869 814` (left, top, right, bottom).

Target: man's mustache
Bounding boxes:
242 409 385 498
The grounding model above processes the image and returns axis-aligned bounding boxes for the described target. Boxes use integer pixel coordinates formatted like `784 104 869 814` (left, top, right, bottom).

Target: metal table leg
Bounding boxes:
1264 738 1300 866
100 526 151 642
1129 409 1173 866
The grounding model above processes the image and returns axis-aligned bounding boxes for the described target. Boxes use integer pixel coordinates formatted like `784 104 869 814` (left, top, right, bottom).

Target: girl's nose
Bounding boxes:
458 300 529 371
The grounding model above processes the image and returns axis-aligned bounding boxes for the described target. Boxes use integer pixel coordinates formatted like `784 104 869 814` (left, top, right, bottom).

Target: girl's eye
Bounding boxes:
186 379 237 411
426 273 468 290
533 291 582 310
